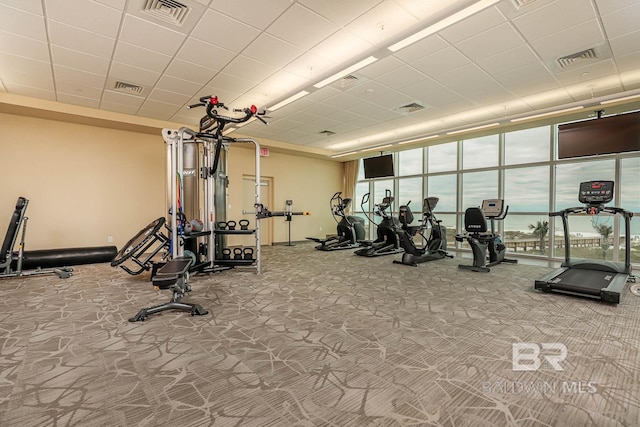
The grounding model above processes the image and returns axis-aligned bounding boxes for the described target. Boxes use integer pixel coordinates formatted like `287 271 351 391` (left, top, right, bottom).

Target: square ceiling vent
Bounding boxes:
396 102 425 113
126 0 206 34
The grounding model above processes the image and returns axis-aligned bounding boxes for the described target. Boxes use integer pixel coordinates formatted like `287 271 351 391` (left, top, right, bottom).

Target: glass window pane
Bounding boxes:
357 159 365 180
373 180 394 210
504 126 551 165
427 174 457 212
504 166 549 212
553 215 615 262
620 157 640 212
462 170 498 208
398 177 422 211
428 142 457 173
398 148 423 176
554 160 615 210
462 135 498 170
503 214 551 256
355 182 369 212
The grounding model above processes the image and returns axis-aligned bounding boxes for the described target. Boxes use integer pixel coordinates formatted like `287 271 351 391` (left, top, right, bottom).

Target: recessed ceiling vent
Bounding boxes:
511 0 538 9
141 0 190 26
127 0 205 34
114 81 144 95
397 102 425 113
332 74 359 89
557 48 598 69
319 130 336 136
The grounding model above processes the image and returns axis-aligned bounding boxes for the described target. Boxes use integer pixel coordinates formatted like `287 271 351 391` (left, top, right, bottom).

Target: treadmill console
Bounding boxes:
481 199 504 218
578 181 614 205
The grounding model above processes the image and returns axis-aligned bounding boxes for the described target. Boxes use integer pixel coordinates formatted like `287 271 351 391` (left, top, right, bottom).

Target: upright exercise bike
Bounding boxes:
354 190 403 257
393 197 452 266
306 192 365 251
455 199 517 272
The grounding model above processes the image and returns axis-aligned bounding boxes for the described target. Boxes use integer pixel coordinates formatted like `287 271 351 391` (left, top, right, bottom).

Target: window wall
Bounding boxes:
356 123 640 265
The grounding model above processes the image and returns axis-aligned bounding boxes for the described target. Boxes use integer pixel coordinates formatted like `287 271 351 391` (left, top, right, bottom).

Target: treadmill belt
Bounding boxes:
551 268 616 295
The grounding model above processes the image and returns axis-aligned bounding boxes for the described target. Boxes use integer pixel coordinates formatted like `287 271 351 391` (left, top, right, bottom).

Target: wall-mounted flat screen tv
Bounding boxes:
363 154 394 179
557 110 640 159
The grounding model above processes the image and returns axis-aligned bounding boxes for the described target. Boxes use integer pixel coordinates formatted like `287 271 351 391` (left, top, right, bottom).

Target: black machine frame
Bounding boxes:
535 181 633 304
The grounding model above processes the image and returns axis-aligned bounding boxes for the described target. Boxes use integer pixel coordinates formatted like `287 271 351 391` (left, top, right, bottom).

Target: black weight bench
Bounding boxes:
128 257 208 322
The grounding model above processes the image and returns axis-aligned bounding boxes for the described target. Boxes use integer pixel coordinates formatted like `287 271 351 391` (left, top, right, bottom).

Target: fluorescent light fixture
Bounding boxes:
313 56 378 89
330 151 358 158
600 94 640 105
362 144 393 152
446 122 500 135
268 90 309 111
398 135 439 145
222 127 237 136
388 0 500 52
510 106 584 123
235 117 256 128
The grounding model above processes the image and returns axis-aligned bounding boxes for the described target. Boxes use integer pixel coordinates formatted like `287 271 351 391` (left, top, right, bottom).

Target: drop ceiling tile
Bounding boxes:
92 0 126 11
0 53 51 79
54 65 106 89
242 34 304 68
506 75 563 98
176 37 236 70
492 61 553 88
204 72 254 95
554 59 618 86
2 72 53 90
313 29 373 64
102 89 144 106
616 50 640 72
298 0 378 26
439 4 505 44
101 100 139 115
392 34 449 63
346 1 417 45
282 51 338 80
165 59 217 84
267 3 337 50
0 31 49 61
411 46 471 78
321 91 367 110
119 14 186 56
455 23 524 63
609 30 640 58
44 0 122 38
113 41 172 73
3 82 55 99
601 3 640 38
51 46 109 76
56 81 103 99
223 55 276 82
210 0 291 30
529 20 606 66
594 0 636 15
476 44 539 76
350 100 403 122
0 5 46 41
148 88 191 105
512 0 596 42
192 9 260 52
155 75 202 97
47 20 115 58
109 62 160 87
57 93 100 108
0 0 43 15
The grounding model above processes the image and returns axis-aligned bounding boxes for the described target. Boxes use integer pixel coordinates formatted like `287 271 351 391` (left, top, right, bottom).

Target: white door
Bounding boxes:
242 176 273 246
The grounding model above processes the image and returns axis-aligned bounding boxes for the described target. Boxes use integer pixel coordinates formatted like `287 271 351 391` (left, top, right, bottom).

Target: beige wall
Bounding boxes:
0 111 166 250
1 107 343 252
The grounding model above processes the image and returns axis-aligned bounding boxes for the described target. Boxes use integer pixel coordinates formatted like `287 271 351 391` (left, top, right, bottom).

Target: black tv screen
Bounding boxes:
558 111 640 159
363 154 394 179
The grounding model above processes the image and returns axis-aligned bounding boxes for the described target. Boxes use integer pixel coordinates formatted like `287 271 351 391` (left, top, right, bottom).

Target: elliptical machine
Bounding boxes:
306 192 365 251
393 197 452 266
455 199 517 272
354 190 403 257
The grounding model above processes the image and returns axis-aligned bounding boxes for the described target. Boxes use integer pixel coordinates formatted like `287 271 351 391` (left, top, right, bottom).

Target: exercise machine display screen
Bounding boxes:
578 181 614 205
481 199 504 218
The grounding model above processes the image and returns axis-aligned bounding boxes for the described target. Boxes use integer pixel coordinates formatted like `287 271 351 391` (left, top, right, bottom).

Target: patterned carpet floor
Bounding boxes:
1 242 639 426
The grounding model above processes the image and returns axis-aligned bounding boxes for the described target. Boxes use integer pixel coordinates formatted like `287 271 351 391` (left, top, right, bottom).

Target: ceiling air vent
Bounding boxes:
114 81 144 95
331 74 359 89
557 48 598 69
319 130 336 136
141 0 191 26
397 102 425 113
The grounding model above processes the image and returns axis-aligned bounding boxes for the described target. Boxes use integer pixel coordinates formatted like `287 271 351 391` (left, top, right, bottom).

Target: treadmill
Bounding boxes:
535 181 633 304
